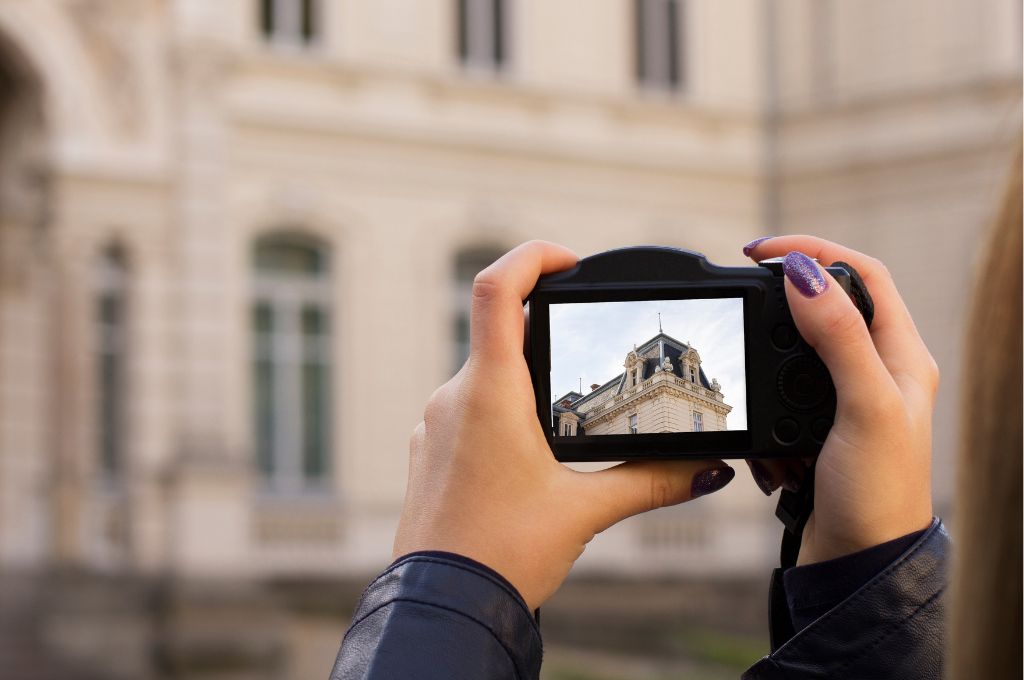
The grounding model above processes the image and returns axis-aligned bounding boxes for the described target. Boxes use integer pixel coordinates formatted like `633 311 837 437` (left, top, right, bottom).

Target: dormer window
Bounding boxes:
689 366 696 383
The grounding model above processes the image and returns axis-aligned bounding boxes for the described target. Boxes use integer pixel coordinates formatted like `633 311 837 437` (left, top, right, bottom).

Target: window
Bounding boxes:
452 246 504 373
634 0 684 92
563 423 571 436
689 366 696 383
692 411 703 432
457 0 509 72
629 413 639 434
252 235 331 492
260 0 318 47
96 246 128 478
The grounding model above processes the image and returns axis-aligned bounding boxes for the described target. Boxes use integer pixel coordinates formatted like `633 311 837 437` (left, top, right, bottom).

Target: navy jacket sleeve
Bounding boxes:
331 518 948 680
743 517 949 679
331 552 542 680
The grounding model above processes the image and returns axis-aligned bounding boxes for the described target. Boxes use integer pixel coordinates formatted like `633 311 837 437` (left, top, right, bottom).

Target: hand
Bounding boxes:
743 236 937 565
393 241 736 610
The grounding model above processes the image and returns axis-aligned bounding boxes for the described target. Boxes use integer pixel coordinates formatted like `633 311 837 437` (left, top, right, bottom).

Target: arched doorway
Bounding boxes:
0 31 51 568
0 31 47 279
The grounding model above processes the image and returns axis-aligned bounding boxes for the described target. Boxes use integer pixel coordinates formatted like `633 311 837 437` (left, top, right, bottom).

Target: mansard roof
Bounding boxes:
552 332 714 411
566 372 625 409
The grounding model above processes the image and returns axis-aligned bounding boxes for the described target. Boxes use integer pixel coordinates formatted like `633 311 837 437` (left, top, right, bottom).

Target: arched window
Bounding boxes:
96 245 128 478
452 245 504 373
252 235 331 492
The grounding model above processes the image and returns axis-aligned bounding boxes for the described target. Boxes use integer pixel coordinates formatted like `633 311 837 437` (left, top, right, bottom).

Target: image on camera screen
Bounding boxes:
549 298 747 437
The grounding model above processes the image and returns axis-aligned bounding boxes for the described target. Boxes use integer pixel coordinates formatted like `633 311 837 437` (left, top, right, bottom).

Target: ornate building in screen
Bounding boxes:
554 333 732 436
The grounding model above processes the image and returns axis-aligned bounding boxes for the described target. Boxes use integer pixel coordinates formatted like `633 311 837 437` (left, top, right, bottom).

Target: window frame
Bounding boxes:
260 0 321 50
692 411 703 432
634 0 685 93
251 235 333 496
457 0 511 74
629 413 639 435
95 246 129 483
451 245 505 374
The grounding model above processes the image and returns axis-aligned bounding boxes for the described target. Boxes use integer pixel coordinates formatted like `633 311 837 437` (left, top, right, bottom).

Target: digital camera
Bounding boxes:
525 246 860 462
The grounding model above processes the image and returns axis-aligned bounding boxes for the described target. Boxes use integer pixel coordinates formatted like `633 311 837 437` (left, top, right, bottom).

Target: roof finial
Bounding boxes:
658 312 663 334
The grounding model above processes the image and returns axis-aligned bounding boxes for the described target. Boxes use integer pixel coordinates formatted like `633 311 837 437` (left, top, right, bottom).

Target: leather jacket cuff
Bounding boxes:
345 552 543 677
745 517 949 679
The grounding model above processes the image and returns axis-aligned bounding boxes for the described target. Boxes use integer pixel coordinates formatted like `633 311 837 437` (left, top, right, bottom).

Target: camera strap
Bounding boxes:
767 259 874 652
768 469 816 651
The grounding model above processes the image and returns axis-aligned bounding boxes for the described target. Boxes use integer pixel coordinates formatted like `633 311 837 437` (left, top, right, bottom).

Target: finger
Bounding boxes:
579 459 735 532
744 236 938 405
470 241 578 363
781 251 902 426
746 458 795 496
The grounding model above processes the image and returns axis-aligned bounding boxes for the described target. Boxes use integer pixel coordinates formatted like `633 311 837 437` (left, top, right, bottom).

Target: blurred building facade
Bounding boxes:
0 1 1019 678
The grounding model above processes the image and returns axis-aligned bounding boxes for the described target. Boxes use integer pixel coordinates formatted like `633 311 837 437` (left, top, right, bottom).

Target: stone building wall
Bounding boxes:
0 1 1018 677
580 372 731 435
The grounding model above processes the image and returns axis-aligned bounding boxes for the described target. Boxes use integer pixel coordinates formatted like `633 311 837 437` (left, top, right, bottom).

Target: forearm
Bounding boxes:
331 552 542 680
745 518 948 680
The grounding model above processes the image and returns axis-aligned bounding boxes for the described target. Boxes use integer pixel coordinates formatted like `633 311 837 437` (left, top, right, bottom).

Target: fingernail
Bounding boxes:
742 236 772 257
691 466 736 499
783 251 829 297
749 460 776 496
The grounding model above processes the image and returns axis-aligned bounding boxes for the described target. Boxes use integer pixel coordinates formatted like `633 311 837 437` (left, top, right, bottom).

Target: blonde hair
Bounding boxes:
950 147 1022 679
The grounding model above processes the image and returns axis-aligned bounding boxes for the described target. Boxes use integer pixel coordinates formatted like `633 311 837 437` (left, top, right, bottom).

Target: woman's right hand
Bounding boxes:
742 237 938 565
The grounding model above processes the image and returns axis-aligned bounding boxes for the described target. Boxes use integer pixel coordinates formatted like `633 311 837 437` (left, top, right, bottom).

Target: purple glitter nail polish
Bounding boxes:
783 251 829 297
691 466 736 499
749 460 776 496
742 236 772 257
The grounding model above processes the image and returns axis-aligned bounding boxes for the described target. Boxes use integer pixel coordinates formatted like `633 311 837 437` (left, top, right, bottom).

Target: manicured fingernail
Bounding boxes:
782 468 802 493
691 466 735 498
749 460 776 496
742 236 772 257
783 251 829 297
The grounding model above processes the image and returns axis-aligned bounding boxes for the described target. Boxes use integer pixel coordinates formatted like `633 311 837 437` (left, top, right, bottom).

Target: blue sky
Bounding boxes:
549 298 747 430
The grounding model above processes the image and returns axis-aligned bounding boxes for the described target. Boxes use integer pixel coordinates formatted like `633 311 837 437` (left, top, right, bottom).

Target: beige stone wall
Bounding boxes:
0 0 1017 593
582 372 731 435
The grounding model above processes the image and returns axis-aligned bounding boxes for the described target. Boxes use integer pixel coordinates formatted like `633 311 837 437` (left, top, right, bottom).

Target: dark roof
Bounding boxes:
552 333 714 410
554 390 583 405
567 372 625 408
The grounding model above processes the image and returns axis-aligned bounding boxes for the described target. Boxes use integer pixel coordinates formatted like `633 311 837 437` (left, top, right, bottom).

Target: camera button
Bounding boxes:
811 417 833 443
777 356 830 411
773 417 800 445
771 324 798 351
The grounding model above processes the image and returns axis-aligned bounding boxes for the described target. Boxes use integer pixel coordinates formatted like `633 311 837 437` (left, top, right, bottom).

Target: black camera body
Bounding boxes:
526 246 855 462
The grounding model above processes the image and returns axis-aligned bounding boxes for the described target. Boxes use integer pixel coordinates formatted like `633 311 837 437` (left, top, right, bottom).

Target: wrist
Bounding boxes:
798 512 933 566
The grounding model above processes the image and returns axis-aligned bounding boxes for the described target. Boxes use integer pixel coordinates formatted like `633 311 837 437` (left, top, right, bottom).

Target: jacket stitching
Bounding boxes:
832 585 945 674
343 596 532 680
362 555 541 635
779 518 944 657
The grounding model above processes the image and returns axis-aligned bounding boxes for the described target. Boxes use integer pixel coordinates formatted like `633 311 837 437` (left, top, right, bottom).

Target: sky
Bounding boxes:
549 298 747 430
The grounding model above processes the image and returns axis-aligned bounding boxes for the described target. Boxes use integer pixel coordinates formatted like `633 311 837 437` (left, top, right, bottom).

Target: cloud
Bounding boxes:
549 298 747 429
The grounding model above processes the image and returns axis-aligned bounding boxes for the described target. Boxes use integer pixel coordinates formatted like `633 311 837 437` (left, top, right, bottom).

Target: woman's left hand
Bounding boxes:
393 240 736 611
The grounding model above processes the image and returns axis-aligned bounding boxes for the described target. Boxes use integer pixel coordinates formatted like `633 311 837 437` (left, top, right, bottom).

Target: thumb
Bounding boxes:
580 459 735 532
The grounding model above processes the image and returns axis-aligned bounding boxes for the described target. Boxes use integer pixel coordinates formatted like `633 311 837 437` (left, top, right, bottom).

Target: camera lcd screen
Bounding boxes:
549 298 747 437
